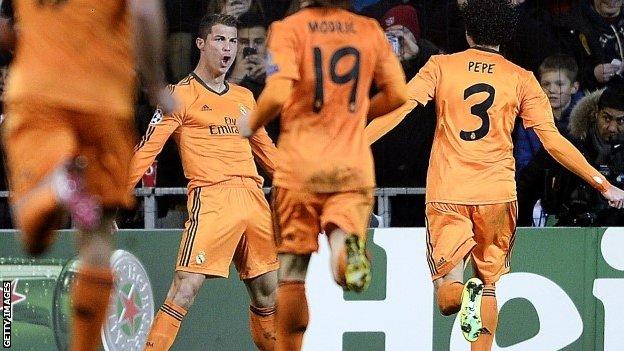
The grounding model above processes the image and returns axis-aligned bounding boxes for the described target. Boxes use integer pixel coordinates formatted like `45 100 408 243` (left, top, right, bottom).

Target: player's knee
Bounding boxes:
437 299 459 316
173 278 203 309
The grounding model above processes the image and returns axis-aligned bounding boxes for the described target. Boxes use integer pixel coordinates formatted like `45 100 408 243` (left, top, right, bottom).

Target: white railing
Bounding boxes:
0 187 426 229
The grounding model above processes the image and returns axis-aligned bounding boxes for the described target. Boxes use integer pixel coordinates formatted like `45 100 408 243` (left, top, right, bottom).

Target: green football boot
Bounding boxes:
344 234 371 293
460 277 484 342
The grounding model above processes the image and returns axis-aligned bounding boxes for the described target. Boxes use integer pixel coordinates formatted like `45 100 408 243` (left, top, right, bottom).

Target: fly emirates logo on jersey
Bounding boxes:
208 117 239 136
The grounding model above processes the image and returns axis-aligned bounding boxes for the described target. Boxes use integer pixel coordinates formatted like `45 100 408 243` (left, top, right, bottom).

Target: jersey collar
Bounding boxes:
190 72 230 96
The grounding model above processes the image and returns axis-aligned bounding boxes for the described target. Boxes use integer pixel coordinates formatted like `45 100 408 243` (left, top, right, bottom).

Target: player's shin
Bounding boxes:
144 299 187 351
276 281 308 351
249 305 277 351
471 284 497 351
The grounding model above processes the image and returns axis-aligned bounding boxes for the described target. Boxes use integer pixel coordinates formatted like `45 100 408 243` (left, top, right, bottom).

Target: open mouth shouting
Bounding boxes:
220 55 232 68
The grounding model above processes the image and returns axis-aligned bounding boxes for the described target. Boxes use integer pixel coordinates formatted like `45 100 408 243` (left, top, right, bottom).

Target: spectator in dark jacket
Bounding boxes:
515 54 582 172
555 0 624 90
517 79 624 226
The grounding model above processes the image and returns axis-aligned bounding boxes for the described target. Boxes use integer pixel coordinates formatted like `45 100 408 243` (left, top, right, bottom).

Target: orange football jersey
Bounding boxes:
129 74 276 191
411 48 555 204
6 0 135 117
266 7 405 193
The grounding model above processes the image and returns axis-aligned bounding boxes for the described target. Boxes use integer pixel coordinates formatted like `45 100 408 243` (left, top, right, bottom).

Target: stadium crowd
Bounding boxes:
0 0 623 229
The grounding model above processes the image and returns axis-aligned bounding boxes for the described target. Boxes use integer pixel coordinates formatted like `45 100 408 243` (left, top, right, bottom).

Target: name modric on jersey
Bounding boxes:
308 20 356 34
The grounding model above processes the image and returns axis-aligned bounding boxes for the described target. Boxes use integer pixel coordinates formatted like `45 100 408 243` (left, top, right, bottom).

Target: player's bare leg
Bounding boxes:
327 224 371 292
145 271 205 351
70 211 116 351
275 253 310 351
433 261 465 315
12 157 101 256
244 270 278 351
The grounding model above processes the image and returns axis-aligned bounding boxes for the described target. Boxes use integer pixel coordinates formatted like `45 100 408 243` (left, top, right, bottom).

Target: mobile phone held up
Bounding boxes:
243 46 258 58
385 33 400 56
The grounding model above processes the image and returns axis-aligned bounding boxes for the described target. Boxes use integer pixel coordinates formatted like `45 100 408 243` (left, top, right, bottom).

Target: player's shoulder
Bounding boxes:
166 75 195 100
225 82 255 103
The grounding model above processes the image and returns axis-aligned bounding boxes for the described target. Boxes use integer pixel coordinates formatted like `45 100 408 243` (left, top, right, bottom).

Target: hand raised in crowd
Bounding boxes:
222 0 252 19
386 27 419 61
594 63 621 84
602 184 624 209
244 53 266 80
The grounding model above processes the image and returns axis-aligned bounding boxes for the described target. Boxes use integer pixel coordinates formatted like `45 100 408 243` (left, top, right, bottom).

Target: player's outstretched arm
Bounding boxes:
532 123 624 208
130 0 176 114
128 107 183 190
365 99 417 145
239 77 293 138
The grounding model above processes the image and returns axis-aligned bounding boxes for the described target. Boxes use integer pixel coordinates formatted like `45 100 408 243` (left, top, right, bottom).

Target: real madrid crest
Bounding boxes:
150 109 163 125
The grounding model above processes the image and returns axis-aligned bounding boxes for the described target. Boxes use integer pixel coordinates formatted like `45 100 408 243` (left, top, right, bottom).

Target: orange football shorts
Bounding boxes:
271 187 374 255
425 201 517 284
2 101 136 210
176 177 279 279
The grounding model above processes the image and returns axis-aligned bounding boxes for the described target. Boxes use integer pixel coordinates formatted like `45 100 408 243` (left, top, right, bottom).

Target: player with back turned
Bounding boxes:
0 0 174 350
365 0 624 349
239 0 407 349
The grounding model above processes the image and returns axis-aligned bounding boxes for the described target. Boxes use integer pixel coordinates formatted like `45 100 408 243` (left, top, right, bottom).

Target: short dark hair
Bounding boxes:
539 54 579 82
197 14 238 40
461 0 518 46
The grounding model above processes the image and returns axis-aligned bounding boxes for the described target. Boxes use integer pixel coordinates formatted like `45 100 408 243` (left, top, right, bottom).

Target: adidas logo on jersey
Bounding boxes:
201 105 212 111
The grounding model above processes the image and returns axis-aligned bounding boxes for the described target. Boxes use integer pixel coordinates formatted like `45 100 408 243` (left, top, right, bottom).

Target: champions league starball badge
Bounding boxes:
101 250 155 351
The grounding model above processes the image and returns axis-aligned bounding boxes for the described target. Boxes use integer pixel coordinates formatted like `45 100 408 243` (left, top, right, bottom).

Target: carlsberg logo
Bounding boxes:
303 228 624 351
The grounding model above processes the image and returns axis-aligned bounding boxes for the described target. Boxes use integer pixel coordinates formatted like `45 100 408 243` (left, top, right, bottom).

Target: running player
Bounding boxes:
238 0 407 349
133 14 279 351
0 0 172 350
365 0 624 350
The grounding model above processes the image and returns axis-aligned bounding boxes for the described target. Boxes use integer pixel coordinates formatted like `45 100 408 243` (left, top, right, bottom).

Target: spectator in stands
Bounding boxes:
208 0 265 19
228 12 267 98
515 54 582 172
166 0 209 82
515 54 582 226
555 0 624 90
518 78 624 226
502 0 562 76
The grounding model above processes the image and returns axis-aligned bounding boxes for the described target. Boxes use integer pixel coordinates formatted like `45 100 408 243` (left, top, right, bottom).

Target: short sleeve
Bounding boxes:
265 21 300 82
519 71 554 128
409 55 440 106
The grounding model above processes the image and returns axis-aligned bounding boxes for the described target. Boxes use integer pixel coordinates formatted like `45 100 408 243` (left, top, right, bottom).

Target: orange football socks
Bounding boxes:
144 299 187 351
249 304 276 351
276 281 308 351
69 265 114 351
472 284 497 351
